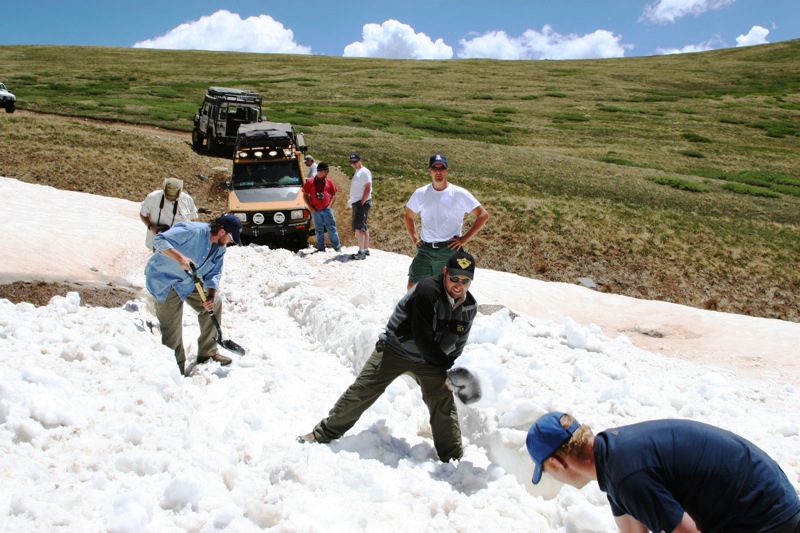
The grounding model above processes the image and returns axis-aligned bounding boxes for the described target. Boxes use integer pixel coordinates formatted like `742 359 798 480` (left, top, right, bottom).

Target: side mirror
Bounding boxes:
219 181 231 190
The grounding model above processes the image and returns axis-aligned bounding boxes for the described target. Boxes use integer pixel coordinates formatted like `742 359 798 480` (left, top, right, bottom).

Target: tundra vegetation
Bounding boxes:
0 42 798 320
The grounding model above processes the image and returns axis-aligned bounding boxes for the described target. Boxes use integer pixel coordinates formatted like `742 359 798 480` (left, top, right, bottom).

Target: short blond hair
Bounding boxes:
556 413 594 460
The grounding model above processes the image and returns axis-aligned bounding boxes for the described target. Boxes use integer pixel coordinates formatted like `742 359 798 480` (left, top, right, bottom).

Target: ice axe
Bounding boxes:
188 265 245 356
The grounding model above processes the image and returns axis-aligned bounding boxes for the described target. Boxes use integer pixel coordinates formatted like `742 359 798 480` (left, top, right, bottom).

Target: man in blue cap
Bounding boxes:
145 214 242 375
526 412 800 533
404 154 489 290
348 152 372 260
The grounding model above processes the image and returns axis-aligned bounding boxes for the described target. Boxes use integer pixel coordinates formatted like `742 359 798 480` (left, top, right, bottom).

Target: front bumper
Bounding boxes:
242 220 310 238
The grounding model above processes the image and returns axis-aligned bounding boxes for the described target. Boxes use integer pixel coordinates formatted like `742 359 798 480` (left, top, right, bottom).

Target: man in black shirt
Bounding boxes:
297 251 479 462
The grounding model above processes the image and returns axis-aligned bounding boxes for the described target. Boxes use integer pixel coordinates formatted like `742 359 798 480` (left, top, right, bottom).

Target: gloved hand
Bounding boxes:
446 367 482 404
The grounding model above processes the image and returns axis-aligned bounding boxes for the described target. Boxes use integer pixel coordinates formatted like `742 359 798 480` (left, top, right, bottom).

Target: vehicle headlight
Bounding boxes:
232 213 247 222
273 212 286 224
290 210 305 220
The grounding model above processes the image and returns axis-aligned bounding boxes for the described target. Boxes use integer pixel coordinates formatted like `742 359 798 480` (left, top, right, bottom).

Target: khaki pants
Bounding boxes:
312 341 463 462
154 288 221 370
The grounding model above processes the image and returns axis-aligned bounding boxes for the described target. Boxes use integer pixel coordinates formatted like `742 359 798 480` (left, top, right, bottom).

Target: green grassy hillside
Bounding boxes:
0 43 798 321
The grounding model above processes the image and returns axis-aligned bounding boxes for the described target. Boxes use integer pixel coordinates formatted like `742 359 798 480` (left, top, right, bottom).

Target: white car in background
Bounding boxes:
0 82 16 113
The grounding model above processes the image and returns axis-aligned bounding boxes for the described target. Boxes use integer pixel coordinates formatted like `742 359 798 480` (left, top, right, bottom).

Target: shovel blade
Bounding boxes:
218 338 246 356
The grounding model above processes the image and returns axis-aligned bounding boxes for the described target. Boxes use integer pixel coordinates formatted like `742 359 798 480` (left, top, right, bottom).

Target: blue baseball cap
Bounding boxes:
429 153 448 169
218 213 243 246
526 412 580 484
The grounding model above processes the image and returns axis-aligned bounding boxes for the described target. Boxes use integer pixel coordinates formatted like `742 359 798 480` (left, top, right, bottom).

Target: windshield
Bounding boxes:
223 104 259 122
233 161 303 189
0 83 6 91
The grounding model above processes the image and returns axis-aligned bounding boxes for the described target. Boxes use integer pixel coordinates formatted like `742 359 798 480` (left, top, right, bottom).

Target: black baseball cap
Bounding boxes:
446 250 475 279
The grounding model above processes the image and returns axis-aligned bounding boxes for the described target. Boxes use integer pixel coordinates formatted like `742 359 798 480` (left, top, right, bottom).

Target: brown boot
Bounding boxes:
197 353 232 366
296 433 317 444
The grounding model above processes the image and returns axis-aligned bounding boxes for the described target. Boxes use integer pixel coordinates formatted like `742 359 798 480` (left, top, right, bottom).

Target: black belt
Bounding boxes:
423 240 451 249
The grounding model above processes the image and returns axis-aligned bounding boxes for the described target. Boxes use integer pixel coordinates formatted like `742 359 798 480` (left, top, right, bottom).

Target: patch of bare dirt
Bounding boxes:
0 280 139 308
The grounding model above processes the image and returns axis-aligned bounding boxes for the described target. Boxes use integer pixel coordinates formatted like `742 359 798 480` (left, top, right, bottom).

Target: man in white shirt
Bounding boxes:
304 155 318 178
404 154 489 289
139 178 199 250
348 153 372 260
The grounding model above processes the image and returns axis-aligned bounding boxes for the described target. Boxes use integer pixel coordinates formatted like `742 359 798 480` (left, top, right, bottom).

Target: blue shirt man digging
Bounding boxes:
145 214 242 375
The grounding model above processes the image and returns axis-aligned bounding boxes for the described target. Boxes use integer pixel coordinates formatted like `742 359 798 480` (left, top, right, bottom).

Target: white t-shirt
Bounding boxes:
406 183 480 242
349 166 373 206
307 163 317 178
140 190 199 249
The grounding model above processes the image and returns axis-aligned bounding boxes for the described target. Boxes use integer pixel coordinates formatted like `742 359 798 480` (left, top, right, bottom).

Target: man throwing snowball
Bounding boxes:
298 250 479 462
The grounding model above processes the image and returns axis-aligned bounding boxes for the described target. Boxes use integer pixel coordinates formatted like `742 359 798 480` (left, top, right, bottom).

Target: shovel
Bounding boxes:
188 266 246 356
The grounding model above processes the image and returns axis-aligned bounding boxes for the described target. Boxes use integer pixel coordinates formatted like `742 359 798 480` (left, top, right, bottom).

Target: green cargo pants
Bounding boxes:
154 287 222 372
312 340 463 462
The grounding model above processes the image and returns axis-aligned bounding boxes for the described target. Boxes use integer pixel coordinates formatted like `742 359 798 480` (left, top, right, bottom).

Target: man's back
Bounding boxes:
595 419 800 533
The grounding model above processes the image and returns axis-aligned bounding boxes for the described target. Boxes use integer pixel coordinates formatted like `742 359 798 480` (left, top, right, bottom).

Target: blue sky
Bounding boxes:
1 0 797 59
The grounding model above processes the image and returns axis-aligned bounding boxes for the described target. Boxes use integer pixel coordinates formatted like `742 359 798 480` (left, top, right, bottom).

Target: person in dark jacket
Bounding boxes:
297 250 479 462
526 412 800 533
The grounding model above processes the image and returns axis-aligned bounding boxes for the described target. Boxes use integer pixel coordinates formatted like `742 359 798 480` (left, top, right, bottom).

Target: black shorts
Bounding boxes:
351 199 372 231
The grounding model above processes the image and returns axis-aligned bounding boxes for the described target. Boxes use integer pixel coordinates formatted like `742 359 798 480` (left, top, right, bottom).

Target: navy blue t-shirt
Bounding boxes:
593 419 800 533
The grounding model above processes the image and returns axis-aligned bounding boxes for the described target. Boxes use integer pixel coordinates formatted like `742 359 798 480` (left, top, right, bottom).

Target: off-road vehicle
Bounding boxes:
0 82 16 113
192 87 262 153
221 121 313 250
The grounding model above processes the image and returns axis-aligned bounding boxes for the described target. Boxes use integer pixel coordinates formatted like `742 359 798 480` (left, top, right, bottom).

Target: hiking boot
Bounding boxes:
334 246 341 252
365 250 370 256
197 353 232 366
351 251 367 260
296 432 317 444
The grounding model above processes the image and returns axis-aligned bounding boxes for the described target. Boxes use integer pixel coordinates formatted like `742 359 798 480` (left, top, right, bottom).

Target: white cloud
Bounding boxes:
656 37 723 55
132 10 311 54
640 0 735 24
458 25 627 60
343 19 453 59
736 25 770 47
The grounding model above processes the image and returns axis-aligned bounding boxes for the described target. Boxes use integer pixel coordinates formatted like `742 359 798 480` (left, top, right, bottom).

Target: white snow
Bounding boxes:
1 176 798 532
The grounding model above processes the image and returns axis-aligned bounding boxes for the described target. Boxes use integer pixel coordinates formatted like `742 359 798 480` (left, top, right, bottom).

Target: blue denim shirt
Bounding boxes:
145 222 227 302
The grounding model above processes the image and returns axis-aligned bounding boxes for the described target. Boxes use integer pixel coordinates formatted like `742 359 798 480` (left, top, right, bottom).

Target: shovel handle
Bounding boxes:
186 266 245 356
187 266 222 332
188 265 209 303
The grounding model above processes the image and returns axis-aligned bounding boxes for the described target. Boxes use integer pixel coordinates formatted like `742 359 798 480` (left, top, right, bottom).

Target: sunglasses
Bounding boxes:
448 275 471 285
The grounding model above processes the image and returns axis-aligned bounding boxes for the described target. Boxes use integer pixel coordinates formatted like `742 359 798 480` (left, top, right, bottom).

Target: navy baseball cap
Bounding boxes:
349 153 361 163
429 153 448 168
218 213 243 246
526 412 580 484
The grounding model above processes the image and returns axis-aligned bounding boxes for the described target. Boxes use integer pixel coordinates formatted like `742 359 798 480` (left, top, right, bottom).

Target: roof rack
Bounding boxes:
207 86 262 105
